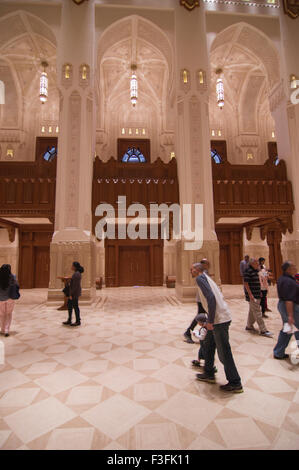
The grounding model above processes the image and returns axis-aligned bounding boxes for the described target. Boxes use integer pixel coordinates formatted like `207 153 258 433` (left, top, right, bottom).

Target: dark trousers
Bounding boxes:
185 302 206 336
204 321 241 386
198 340 205 360
260 290 268 314
67 297 81 323
273 301 299 358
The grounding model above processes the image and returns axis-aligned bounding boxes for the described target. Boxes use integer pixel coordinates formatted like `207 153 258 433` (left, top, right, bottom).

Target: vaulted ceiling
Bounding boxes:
0 11 57 129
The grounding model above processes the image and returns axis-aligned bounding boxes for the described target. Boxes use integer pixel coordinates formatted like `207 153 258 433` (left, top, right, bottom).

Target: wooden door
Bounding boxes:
219 244 230 284
216 226 243 284
18 226 53 288
34 247 50 288
119 246 150 286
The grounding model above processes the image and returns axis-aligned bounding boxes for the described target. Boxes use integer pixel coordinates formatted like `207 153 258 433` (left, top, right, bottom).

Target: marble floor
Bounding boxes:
0 285 299 450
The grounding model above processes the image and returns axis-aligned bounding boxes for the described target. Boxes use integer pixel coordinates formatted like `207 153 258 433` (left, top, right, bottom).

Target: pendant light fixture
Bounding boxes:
216 68 224 109
39 61 49 104
130 64 138 107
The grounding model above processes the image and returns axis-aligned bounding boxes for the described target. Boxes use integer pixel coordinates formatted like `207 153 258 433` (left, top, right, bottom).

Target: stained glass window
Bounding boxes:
43 146 57 162
211 149 222 164
122 147 146 163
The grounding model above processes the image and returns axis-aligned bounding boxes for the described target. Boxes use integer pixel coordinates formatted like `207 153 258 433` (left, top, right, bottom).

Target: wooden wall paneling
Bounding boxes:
216 225 243 284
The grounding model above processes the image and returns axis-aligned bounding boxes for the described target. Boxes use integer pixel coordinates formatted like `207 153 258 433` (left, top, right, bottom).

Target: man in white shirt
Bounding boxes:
195 263 243 393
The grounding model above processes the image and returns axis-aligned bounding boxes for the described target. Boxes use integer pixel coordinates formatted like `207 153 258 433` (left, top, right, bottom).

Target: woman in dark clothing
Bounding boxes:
0 264 18 336
62 261 84 327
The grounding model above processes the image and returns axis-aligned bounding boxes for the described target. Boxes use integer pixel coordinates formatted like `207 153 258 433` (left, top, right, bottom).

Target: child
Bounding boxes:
191 313 208 369
191 313 218 373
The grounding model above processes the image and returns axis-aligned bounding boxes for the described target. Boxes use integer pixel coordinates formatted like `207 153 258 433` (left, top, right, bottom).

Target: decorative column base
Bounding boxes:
48 239 96 304
175 239 220 303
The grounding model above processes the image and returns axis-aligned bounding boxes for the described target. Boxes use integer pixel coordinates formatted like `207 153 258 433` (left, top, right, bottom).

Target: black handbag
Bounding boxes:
9 281 20 300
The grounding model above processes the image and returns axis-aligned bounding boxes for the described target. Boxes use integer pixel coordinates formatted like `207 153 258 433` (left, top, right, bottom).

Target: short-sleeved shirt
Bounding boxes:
277 273 299 304
243 265 261 301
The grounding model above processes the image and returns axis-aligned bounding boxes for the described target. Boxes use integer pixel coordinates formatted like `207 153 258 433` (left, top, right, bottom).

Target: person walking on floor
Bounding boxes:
244 258 273 337
273 261 299 360
183 258 210 344
194 263 243 393
0 264 20 337
258 257 270 319
62 261 84 327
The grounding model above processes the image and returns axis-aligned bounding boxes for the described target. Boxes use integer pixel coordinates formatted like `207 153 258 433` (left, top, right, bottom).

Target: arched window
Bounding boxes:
211 149 222 164
122 147 146 163
43 146 57 162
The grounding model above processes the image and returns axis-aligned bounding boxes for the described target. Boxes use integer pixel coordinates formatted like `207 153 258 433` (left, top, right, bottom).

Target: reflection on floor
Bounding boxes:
0 285 299 450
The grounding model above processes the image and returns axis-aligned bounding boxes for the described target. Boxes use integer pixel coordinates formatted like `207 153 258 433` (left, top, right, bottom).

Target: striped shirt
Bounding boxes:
243 266 261 301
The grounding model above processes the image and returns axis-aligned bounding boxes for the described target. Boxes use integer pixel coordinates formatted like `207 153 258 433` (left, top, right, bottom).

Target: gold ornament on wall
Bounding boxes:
180 0 200 10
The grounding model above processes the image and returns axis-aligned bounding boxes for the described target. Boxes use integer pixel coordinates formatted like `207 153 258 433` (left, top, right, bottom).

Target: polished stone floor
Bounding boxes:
0 285 299 450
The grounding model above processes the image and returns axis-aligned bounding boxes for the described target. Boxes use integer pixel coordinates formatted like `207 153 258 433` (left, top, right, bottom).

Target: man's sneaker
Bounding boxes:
183 333 194 344
191 361 218 374
70 322 81 327
196 373 216 384
262 313 269 319
191 360 202 368
265 308 272 312
274 354 289 360
62 320 71 326
219 383 244 394
245 326 256 332
261 330 273 338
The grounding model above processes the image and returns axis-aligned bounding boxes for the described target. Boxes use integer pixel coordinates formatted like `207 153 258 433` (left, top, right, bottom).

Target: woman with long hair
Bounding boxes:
62 261 84 327
0 264 17 337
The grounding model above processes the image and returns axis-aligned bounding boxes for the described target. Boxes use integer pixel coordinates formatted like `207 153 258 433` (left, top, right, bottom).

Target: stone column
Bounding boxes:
48 0 96 303
270 10 299 266
174 2 220 302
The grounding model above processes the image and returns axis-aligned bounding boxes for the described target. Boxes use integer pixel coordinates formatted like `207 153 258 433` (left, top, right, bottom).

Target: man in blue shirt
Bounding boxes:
273 261 299 359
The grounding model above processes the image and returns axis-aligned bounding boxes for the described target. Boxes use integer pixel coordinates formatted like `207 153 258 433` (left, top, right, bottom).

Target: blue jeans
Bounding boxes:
273 300 299 358
204 321 241 386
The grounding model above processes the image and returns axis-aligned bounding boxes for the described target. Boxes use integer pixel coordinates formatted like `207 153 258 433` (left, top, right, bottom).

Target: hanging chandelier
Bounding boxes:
39 61 49 104
216 68 224 109
130 64 138 107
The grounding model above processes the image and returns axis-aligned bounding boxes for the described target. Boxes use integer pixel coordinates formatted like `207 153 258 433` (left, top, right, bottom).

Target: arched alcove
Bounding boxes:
97 15 174 162
209 22 280 165
0 10 58 161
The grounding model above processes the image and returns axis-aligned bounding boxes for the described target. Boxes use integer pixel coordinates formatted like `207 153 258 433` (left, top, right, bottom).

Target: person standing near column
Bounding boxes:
273 261 299 360
244 259 273 337
62 261 84 327
0 264 19 337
